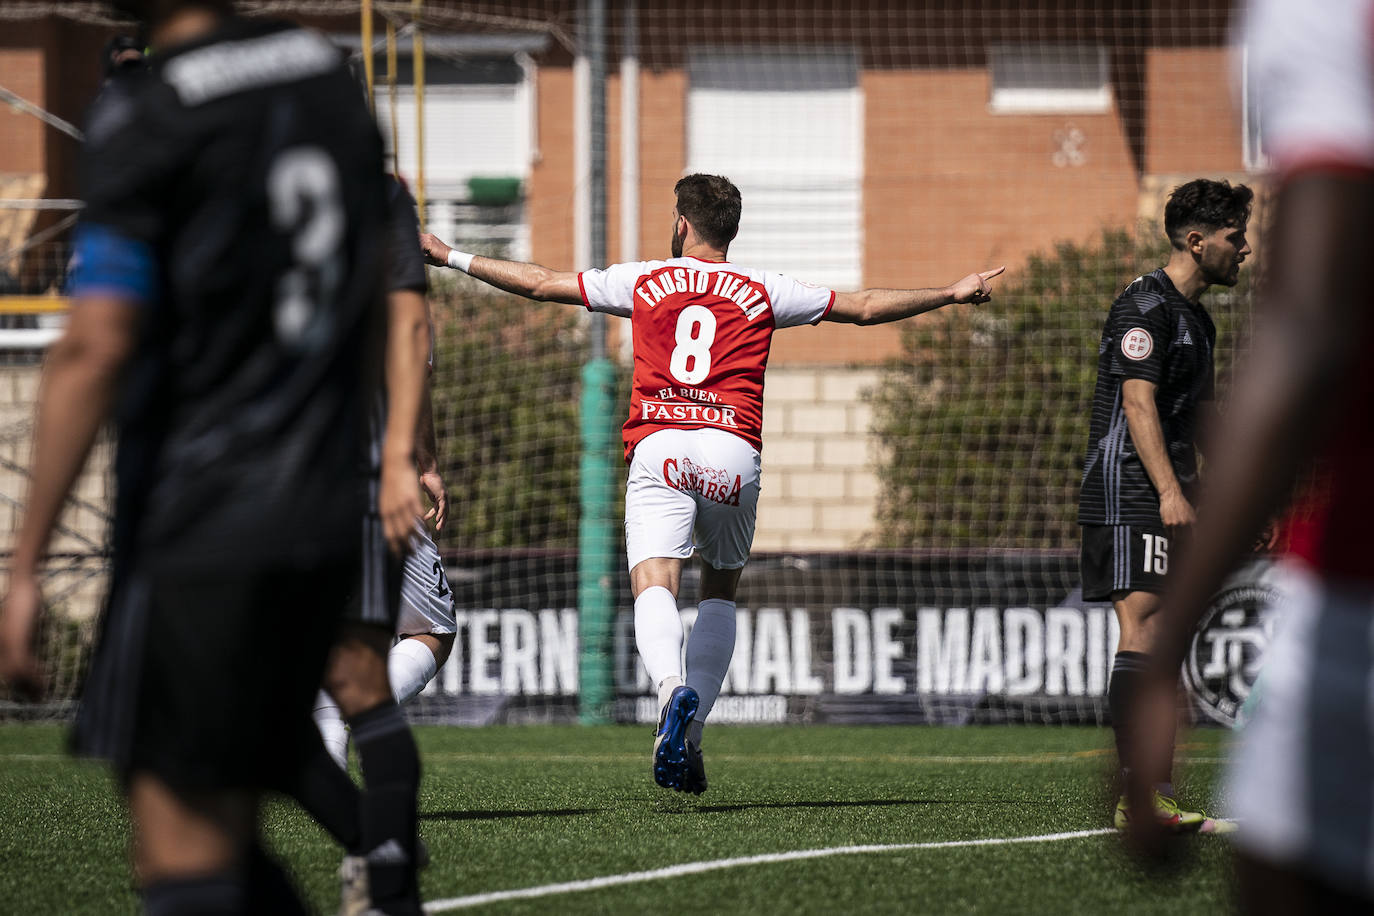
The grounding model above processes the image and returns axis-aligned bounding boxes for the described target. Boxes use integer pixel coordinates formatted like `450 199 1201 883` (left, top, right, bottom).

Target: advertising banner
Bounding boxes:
407 552 1279 727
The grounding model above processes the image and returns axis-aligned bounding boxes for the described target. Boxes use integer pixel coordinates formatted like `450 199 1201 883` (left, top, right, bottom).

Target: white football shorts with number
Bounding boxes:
396 518 457 636
625 426 761 572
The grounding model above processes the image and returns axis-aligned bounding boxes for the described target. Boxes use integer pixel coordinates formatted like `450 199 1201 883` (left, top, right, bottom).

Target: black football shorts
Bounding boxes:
1080 524 1176 601
106 560 353 791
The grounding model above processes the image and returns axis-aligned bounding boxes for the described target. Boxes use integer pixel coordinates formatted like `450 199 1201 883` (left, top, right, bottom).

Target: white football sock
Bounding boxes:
312 689 350 770
634 585 685 695
685 598 737 741
388 637 439 705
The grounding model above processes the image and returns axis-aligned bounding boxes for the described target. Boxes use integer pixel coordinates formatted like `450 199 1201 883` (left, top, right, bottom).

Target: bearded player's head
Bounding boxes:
1165 178 1254 288
671 174 741 259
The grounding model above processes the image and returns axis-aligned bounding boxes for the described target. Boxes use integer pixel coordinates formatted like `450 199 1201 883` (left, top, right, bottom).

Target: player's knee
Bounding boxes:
698 563 742 601
631 557 682 598
428 633 456 669
327 681 392 720
323 647 392 718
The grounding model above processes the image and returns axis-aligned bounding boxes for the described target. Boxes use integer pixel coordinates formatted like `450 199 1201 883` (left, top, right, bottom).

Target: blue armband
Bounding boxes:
67 223 158 305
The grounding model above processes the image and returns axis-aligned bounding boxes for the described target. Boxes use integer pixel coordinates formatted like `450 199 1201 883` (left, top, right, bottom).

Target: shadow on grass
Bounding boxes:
421 807 598 822
661 798 1022 814
421 798 1030 821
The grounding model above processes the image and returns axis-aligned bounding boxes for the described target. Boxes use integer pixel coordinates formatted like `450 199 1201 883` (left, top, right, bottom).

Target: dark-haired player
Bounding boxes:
0 1 425 912
420 173 1003 794
1077 177 1252 832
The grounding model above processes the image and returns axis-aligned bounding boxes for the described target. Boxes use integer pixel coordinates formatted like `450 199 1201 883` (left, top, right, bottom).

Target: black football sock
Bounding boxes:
352 699 422 915
287 722 365 855
245 844 309 915
142 873 243 916
1108 650 1150 786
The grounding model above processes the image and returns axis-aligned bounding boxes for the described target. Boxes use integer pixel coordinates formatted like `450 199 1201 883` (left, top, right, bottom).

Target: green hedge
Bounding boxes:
427 280 629 549
866 228 1257 550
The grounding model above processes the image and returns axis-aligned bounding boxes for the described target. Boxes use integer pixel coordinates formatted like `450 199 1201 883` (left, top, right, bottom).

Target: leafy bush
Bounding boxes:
427 280 628 549
867 228 1258 550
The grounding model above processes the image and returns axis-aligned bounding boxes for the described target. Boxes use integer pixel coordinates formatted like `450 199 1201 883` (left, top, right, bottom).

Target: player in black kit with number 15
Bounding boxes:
0 1 426 912
1077 178 1251 835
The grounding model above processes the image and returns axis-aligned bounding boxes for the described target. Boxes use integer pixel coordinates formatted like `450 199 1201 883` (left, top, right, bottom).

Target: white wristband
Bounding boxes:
446 249 474 273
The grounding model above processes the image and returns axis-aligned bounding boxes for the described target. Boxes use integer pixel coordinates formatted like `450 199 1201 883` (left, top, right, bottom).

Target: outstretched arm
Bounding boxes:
420 233 582 304
825 267 1004 325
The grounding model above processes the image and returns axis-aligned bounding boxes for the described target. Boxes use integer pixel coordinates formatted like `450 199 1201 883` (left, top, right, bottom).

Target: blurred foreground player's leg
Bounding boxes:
314 519 456 769
1125 2 1374 904
323 267 430 914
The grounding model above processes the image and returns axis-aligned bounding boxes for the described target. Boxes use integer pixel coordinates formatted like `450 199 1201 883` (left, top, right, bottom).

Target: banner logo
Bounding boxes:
1183 561 1281 726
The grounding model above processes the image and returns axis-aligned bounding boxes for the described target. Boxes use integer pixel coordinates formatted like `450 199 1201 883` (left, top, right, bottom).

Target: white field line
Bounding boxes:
423 828 1117 912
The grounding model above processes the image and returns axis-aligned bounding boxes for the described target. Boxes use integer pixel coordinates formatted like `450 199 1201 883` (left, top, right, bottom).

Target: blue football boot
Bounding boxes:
653 685 700 791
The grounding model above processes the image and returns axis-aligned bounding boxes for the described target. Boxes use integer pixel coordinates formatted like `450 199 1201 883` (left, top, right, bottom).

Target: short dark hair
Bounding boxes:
1164 179 1254 249
674 174 742 249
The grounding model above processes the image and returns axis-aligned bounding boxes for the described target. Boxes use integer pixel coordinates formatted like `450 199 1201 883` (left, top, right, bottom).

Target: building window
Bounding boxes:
988 44 1111 114
687 49 863 290
340 33 545 259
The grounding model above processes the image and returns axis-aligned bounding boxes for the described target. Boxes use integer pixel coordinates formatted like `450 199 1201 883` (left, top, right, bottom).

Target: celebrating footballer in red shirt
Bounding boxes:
421 173 1001 796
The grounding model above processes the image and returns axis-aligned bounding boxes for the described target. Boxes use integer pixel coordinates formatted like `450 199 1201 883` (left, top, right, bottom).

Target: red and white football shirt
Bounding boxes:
579 256 834 460
1247 0 1374 580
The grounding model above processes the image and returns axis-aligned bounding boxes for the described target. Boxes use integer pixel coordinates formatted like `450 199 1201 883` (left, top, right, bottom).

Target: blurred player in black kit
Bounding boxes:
0 1 427 913
1077 177 1251 834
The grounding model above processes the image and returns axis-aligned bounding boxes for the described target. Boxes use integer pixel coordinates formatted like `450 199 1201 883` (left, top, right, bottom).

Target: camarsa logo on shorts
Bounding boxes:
641 398 740 429
1121 327 1153 360
663 456 743 505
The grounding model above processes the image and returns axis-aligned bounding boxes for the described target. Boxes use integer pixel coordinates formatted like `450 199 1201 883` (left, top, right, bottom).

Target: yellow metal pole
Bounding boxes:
411 0 426 230
361 0 374 111
386 19 399 173
0 297 67 314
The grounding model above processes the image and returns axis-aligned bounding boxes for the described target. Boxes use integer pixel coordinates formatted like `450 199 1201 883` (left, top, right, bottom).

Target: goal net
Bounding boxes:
0 1 1272 729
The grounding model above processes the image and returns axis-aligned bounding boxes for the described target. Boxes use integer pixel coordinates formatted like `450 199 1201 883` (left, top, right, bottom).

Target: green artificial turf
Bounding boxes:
0 724 1235 914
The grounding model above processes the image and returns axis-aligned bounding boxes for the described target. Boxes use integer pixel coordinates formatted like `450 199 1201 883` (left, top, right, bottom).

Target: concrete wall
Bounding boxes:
754 367 881 551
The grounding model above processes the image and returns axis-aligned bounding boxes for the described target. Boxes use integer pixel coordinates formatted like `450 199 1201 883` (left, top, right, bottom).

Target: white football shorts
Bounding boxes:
624 427 761 572
1228 562 1374 896
396 519 457 636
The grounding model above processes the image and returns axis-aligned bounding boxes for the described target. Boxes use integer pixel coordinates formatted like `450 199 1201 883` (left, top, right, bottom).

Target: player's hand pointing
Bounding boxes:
419 233 453 268
950 266 1005 305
